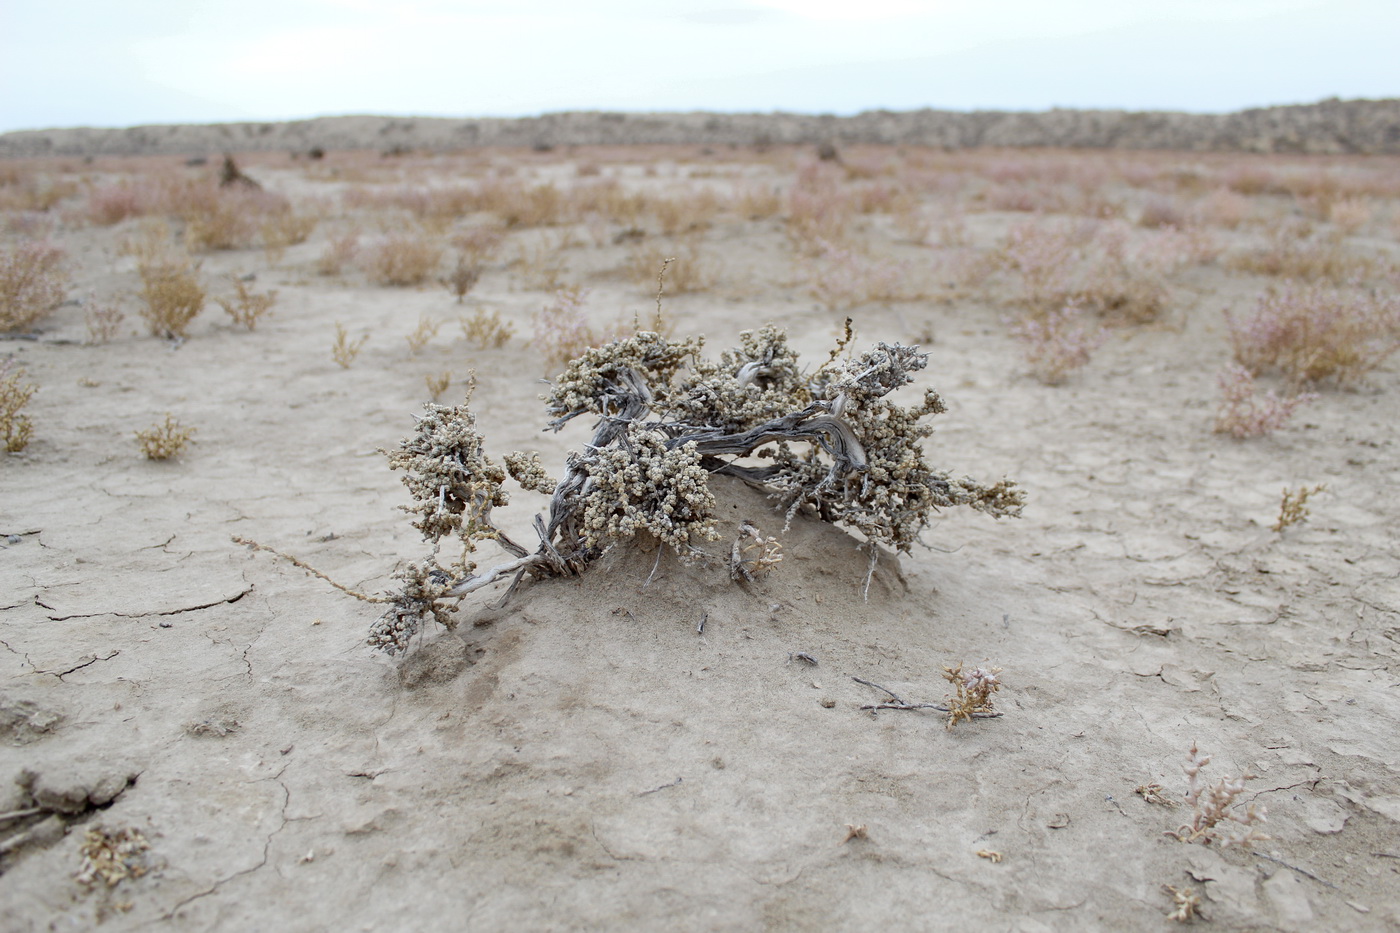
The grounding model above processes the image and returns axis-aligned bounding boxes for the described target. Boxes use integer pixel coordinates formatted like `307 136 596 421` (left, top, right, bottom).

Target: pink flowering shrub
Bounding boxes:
803 239 909 310
0 241 67 331
1213 363 1314 438
1009 301 1108 385
1226 284 1400 385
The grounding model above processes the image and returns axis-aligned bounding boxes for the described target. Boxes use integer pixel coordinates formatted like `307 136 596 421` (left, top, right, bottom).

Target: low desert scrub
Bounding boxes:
1165 742 1268 848
1 358 37 452
511 235 569 291
260 210 319 262
450 226 506 267
135 413 195 460
425 371 451 401
443 255 480 303
405 316 443 354
1 241 67 332
1000 221 1176 323
624 239 712 295
1191 187 1253 229
1326 197 1372 235
1213 364 1315 438
1137 195 1186 229
1227 222 1385 284
802 239 909 310
215 277 277 330
532 286 597 369
361 232 443 286
331 323 368 367
86 181 160 226
137 258 205 339
786 163 854 252
1225 283 1400 385
182 188 288 253
83 292 126 343
316 230 360 276
1273 484 1324 532
461 308 514 349
237 327 1021 654
1009 301 1108 385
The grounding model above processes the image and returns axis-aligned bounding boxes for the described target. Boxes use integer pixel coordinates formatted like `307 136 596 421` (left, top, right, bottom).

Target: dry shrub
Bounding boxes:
260 210 319 261
735 183 783 220
443 255 480 303
135 413 194 460
1227 221 1386 283
511 235 569 291
215 277 277 330
648 190 722 235
451 225 506 266
87 181 160 225
331 323 368 368
802 239 910 310
83 292 126 343
461 308 514 348
1213 363 1314 438
0 357 36 452
317 230 360 276
1327 197 1372 235
786 163 854 252
1138 195 1186 229
426 371 452 401
1009 301 1108 385
183 188 288 252
362 232 443 286
532 286 597 370
1000 221 1175 324
405 316 443 354
1226 283 1400 385
624 238 712 295
137 257 205 339
1192 188 1253 229
0 241 66 332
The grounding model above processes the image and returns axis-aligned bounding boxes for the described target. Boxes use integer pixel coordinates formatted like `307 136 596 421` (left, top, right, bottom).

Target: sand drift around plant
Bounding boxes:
349 325 1024 653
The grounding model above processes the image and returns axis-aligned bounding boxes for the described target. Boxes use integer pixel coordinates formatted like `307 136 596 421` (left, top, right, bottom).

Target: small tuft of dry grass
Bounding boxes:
1 358 37 452
331 322 369 368
135 413 195 460
83 292 126 344
460 307 514 349
1273 484 1324 532
942 662 1001 731
443 255 481 303
405 316 442 354
425 371 452 401
316 230 360 276
215 277 277 330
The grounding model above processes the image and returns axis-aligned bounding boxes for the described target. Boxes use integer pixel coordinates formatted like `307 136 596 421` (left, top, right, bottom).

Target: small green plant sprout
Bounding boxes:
135 413 195 460
1166 742 1268 847
425 371 451 401
942 662 1002 730
1273 483 1324 532
460 307 514 349
215 276 277 330
405 315 442 354
1 357 37 453
443 255 481 303
1162 884 1202 923
730 519 782 582
331 323 368 368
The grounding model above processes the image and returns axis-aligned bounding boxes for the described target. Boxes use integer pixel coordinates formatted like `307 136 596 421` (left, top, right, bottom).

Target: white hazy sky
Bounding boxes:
2 1 1397 133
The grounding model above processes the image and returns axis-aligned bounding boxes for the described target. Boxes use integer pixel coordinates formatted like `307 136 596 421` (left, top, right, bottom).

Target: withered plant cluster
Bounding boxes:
366 325 1023 653
0 357 37 453
0 241 67 332
1166 742 1268 848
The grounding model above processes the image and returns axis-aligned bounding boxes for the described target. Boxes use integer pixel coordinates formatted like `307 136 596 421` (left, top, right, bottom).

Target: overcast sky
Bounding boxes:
2 0 1397 133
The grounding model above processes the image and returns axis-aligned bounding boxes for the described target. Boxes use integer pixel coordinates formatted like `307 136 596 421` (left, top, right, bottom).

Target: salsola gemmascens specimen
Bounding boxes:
368 326 1023 653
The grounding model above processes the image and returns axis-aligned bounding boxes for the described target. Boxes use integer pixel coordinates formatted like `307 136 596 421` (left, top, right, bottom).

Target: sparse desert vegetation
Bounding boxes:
2 137 1399 931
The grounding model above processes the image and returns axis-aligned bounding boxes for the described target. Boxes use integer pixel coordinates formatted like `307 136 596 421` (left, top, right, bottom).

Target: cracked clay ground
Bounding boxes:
2 145 1399 930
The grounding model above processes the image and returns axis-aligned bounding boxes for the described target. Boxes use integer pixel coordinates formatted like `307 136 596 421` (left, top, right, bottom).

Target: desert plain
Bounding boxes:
1 131 1399 931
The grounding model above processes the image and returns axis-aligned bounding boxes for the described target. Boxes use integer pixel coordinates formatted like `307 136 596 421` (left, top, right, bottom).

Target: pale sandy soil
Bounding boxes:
1 145 1399 931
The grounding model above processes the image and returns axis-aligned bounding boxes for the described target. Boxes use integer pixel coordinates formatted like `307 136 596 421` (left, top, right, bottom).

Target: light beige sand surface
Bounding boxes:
1 145 1399 931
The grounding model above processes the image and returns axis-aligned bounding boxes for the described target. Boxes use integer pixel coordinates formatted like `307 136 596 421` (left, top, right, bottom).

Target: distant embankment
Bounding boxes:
3 98 1399 159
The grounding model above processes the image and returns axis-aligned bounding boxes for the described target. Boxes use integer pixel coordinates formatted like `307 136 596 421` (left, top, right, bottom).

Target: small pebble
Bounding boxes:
5 535 21 545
